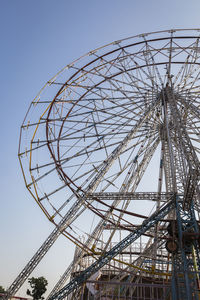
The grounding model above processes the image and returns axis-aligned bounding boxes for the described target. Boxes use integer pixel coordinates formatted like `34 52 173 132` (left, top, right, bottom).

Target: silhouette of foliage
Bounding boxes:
0 286 5 299
27 277 48 300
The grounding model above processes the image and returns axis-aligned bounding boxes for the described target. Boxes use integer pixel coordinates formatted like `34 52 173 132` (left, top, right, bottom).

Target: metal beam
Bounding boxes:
47 137 160 299
49 199 174 300
87 191 177 201
6 98 158 298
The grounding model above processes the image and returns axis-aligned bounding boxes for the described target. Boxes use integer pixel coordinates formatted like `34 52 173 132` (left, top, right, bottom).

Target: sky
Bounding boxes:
1 0 200 297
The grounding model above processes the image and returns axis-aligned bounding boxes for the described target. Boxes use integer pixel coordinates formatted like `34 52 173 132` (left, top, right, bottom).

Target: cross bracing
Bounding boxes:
49 199 175 300
6 29 200 300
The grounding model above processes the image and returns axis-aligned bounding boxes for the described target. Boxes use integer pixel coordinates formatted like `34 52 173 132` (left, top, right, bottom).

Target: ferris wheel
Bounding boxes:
7 29 200 300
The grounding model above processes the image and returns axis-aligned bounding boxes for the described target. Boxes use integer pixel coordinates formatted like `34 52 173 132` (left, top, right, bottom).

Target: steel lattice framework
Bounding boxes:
6 29 200 300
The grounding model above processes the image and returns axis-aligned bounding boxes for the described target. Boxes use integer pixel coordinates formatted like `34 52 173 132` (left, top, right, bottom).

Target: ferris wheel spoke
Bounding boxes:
172 40 200 89
98 136 159 193
95 139 161 251
90 50 157 96
47 98 159 190
13 30 200 299
117 58 157 92
10 107 157 296
143 49 163 87
48 136 160 296
128 43 165 89
176 94 200 122
182 41 200 83
166 88 200 174
54 96 145 133
59 104 137 133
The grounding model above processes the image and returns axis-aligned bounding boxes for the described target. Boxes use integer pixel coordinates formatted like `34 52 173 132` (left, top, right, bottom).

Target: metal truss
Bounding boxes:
172 197 200 300
165 87 200 173
49 200 174 300
7 97 157 297
47 135 160 298
11 29 200 300
163 86 200 299
87 191 175 201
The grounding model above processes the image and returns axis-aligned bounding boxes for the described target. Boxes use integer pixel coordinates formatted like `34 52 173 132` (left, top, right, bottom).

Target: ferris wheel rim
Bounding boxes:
18 28 200 229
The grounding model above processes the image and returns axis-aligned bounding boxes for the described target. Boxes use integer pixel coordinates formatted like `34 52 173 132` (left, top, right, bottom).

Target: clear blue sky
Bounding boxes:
1 0 200 297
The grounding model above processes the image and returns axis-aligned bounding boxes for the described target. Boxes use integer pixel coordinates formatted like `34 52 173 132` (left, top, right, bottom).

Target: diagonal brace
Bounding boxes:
49 199 175 300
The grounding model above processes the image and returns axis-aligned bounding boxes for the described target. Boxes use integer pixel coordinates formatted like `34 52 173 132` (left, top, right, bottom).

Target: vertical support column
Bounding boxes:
173 196 200 300
164 86 200 300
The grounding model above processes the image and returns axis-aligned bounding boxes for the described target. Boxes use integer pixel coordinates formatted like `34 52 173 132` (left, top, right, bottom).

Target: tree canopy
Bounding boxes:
0 286 5 299
27 277 48 300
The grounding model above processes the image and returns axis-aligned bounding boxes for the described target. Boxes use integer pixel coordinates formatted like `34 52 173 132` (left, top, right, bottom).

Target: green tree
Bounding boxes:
0 286 5 299
27 277 48 300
